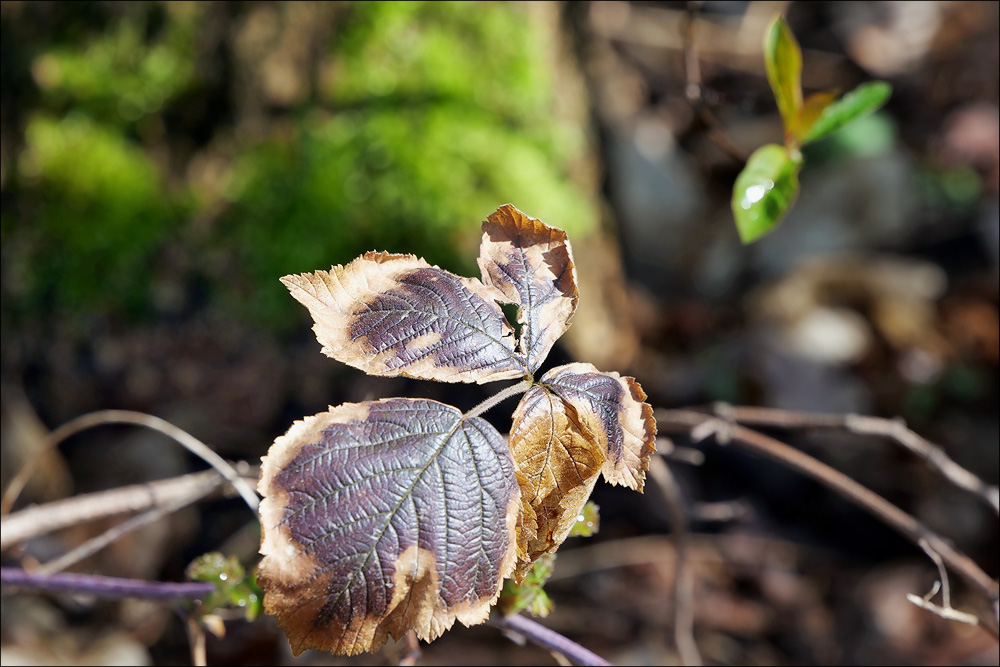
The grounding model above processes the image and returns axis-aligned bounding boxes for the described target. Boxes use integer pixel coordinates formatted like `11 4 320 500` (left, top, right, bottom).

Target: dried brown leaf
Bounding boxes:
478 205 578 372
509 385 605 579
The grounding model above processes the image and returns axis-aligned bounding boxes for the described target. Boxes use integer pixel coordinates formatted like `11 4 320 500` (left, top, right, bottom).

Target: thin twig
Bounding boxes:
906 539 980 626
0 567 215 600
647 455 702 666
1 467 257 551
656 408 1000 637
36 493 197 576
1 410 259 517
489 613 611 667
187 616 208 667
713 403 1000 514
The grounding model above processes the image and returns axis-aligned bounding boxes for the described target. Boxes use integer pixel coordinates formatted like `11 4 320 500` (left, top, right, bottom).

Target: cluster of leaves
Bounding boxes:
256 205 656 656
731 15 892 243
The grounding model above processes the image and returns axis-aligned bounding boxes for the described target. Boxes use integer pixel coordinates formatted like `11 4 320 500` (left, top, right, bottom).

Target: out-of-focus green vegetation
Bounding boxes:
2 1 596 332
10 113 182 318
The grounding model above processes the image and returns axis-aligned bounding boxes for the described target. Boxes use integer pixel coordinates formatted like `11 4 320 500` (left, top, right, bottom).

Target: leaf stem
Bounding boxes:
1 567 215 600
463 379 533 420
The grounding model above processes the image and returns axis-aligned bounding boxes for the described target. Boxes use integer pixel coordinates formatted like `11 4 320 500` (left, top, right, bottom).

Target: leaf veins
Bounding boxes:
281 252 527 384
257 398 520 656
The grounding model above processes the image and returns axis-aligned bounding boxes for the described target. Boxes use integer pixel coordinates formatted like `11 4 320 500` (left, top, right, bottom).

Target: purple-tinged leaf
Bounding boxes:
257 398 520 656
281 252 527 384
542 363 656 491
479 205 578 373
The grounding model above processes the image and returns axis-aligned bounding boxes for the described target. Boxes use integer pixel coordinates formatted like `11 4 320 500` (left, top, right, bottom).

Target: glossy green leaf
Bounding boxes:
801 81 892 146
732 144 802 244
764 15 803 141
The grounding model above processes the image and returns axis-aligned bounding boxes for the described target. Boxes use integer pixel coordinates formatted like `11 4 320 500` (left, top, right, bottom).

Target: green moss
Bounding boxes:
7 114 178 321
220 1 596 328
32 4 198 126
6 1 597 333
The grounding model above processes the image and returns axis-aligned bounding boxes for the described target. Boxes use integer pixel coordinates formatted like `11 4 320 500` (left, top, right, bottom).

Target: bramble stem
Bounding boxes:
463 379 533 420
1 567 214 600
489 613 611 666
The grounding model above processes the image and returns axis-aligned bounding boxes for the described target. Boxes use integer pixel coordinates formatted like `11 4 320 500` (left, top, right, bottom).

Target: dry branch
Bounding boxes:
656 408 1000 637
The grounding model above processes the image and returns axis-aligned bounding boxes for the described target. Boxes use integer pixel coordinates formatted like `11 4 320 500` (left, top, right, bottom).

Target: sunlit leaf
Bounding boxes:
542 363 656 491
257 398 520 656
281 252 527 384
800 81 892 146
478 204 578 372
509 384 605 579
764 14 803 141
731 144 802 244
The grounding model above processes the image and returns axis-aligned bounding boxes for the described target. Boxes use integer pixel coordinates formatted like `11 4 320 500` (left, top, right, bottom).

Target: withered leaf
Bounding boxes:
542 363 656 491
478 205 578 372
281 252 527 384
257 398 520 656
508 384 605 579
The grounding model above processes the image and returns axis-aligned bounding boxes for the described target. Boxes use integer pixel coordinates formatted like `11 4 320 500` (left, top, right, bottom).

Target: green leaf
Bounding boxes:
186 552 261 622
732 144 802 244
568 501 600 538
764 15 803 141
801 81 892 146
499 553 556 618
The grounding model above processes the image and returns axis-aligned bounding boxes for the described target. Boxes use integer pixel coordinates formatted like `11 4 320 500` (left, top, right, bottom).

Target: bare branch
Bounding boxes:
906 539 980 627
656 408 1000 637
489 613 611 667
712 403 1000 514
36 494 197 576
1 567 214 600
1 466 257 551
1 410 259 517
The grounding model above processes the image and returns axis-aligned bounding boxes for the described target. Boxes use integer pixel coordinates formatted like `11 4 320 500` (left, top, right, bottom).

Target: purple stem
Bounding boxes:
1 567 215 600
489 613 612 666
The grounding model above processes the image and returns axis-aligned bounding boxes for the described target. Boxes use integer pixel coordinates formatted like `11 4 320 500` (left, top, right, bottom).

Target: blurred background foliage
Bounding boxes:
2 0 596 331
1 2 998 666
